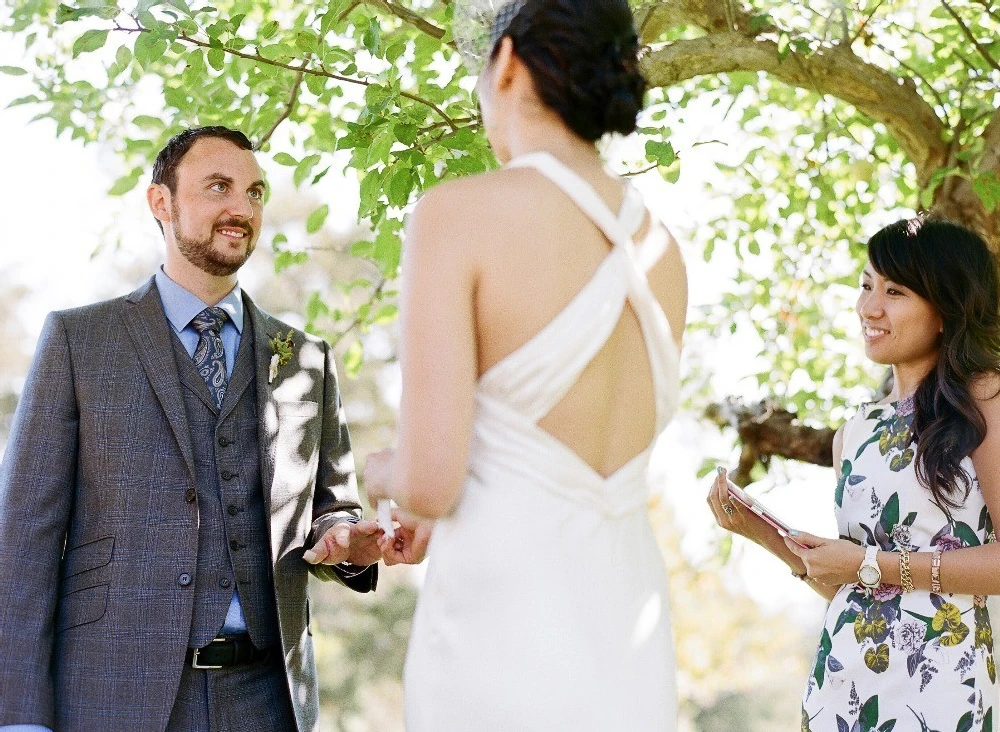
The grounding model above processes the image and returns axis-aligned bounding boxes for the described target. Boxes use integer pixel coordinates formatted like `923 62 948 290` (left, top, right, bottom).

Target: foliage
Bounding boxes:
5 0 998 432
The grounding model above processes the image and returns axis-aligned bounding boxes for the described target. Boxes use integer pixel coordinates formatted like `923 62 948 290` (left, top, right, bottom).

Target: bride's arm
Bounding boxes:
366 184 479 520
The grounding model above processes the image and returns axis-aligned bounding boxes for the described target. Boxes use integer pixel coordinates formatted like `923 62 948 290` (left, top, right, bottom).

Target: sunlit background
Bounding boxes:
1 29 888 729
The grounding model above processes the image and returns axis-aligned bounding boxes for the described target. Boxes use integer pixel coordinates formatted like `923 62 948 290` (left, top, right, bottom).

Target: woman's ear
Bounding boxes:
490 37 518 93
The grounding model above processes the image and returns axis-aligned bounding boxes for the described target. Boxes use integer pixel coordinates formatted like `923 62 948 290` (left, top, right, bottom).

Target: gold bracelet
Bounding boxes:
931 548 942 593
899 547 914 593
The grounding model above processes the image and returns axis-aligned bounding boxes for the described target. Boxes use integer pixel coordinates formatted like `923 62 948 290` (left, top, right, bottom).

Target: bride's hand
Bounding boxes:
378 507 433 566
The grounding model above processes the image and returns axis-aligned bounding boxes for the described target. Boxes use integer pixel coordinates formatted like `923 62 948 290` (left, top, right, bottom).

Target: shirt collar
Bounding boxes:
154 266 244 335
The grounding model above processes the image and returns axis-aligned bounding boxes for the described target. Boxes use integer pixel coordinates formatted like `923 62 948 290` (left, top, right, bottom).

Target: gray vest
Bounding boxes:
170 315 280 649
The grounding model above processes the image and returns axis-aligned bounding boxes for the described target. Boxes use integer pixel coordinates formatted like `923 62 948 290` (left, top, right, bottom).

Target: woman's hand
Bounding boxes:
378 507 434 566
707 467 782 546
783 531 866 586
363 448 395 505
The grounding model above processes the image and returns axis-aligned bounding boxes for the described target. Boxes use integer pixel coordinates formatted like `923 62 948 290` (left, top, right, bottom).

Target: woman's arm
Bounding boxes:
789 375 1000 595
366 183 479 519
708 425 846 601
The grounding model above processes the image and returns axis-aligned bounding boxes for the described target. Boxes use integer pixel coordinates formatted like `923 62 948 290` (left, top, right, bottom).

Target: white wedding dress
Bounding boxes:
404 152 681 731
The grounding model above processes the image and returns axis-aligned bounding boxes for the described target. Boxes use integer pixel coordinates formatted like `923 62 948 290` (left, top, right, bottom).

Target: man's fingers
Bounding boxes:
303 540 328 564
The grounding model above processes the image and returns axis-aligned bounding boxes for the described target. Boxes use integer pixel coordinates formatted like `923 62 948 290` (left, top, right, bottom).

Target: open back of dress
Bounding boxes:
404 152 681 732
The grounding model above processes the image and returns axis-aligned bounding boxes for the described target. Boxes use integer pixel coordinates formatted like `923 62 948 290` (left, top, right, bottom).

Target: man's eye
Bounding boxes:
249 189 263 201
211 182 227 193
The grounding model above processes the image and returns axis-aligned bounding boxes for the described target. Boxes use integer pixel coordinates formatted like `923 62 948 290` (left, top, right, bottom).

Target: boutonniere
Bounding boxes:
267 330 294 384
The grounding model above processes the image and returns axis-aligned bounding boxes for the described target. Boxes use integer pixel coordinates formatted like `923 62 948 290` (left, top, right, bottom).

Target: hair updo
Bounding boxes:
493 0 646 141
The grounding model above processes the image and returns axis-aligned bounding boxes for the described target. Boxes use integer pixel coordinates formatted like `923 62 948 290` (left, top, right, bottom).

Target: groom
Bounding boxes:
0 127 415 731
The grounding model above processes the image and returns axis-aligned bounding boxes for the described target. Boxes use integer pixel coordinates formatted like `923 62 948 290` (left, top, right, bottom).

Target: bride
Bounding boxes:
364 1 688 728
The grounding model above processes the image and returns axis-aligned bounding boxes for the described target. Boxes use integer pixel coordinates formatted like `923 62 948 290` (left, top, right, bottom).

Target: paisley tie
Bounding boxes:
191 307 229 408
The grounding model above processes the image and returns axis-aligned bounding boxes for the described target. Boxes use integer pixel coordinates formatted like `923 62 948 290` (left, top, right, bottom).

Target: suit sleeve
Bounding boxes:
305 339 377 592
0 313 79 727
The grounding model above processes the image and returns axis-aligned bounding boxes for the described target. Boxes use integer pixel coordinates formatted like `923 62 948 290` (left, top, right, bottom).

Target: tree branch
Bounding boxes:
256 68 304 148
115 21 458 130
940 0 1000 75
372 0 446 40
704 398 836 469
641 32 947 182
330 277 387 346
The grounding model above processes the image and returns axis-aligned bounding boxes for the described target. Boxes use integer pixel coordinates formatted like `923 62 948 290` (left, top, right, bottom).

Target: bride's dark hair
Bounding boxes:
493 0 646 141
867 216 1000 510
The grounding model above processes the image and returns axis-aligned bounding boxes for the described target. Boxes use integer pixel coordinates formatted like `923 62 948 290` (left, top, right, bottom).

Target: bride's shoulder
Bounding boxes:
408 169 550 240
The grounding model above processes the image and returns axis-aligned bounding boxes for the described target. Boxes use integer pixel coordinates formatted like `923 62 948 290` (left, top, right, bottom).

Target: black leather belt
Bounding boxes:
186 635 272 669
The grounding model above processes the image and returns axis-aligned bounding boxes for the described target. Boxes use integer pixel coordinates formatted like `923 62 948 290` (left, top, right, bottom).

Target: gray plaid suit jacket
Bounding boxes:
0 277 376 732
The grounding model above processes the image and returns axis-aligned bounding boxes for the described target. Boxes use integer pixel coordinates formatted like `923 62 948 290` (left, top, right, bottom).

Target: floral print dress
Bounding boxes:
803 399 997 732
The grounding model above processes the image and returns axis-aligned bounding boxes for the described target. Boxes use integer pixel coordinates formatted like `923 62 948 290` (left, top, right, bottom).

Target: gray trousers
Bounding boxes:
165 656 298 732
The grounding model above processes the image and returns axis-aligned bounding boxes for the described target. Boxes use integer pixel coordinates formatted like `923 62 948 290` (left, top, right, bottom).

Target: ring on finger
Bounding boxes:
722 502 735 517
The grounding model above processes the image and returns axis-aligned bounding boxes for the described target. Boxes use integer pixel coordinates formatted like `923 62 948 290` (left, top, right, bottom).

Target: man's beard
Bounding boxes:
171 203 256 277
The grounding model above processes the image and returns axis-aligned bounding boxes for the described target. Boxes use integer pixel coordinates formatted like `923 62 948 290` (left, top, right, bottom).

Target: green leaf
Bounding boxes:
108 169 141 196
0 66 27 76
343 340 364 377
273 152 298 166
859 696 878 730
362 18 381 56
777 33 791 60
73 30 110 58
644 140 675 167
274 250 308 273
306 204 329 234
293 155 320 188
972 172 1000 213
207 47 225 71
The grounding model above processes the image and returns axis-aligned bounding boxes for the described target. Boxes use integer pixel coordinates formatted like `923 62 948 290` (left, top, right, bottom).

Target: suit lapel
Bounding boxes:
246 294 279 514
123 277 197 483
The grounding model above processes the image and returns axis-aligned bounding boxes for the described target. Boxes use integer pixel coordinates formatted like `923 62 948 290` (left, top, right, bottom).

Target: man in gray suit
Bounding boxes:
0 127 424 731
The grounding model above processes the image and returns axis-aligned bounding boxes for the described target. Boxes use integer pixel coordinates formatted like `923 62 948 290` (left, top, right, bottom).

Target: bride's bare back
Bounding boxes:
467 163 686 478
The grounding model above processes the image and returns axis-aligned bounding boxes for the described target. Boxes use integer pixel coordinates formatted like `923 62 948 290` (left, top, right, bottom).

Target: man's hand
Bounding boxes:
303 519 382 567
378 508 433 566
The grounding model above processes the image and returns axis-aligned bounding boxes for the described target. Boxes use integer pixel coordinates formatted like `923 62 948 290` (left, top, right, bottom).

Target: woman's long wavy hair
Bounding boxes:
867 216 1000 510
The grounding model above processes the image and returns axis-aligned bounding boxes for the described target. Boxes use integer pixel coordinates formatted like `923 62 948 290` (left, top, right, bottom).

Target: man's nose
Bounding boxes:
227 193 254 220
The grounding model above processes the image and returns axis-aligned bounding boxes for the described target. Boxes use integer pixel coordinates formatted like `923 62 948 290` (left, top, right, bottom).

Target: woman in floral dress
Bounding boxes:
710 216 1000 732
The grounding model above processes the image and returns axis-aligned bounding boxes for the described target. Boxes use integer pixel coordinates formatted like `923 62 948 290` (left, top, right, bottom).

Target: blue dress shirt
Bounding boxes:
155 267 249 635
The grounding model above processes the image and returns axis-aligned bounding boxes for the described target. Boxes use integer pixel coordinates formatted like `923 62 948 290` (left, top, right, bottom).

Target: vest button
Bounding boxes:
185 488 196 503
177 573 192 587
218 436 230 447
219 577 232 588
227 505 239 516
221 470 236 481
230 539 241 551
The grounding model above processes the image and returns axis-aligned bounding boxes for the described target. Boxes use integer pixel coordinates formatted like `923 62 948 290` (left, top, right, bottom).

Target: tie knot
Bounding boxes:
191 307 229 335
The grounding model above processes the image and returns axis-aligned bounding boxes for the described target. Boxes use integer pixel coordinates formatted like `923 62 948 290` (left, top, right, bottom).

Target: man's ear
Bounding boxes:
147 183 171 225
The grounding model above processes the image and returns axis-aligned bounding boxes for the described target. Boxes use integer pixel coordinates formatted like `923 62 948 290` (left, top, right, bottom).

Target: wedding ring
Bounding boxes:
722 502 735 517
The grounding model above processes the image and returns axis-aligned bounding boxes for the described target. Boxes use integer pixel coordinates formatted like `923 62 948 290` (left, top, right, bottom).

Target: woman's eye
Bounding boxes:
887 288 904 296
860 282 871 291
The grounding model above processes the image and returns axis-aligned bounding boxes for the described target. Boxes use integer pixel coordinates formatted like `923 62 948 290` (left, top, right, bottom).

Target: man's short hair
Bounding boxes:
151 126 254 193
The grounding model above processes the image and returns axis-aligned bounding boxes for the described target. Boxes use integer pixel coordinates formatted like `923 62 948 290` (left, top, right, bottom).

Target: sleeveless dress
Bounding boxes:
403 152 681 731
803 398 997 731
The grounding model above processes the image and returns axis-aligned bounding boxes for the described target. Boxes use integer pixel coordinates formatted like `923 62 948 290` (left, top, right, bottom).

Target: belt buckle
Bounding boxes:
191 638 226 670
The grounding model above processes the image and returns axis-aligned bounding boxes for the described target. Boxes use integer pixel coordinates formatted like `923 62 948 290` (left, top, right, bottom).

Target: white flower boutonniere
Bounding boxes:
267 330 294 384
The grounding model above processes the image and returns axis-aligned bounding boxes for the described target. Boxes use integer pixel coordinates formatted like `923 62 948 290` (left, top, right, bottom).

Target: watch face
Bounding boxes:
859 565 881 586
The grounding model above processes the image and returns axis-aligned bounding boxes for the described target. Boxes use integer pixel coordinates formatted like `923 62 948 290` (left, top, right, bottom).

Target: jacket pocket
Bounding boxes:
57 584 109 632
61 536 115 579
